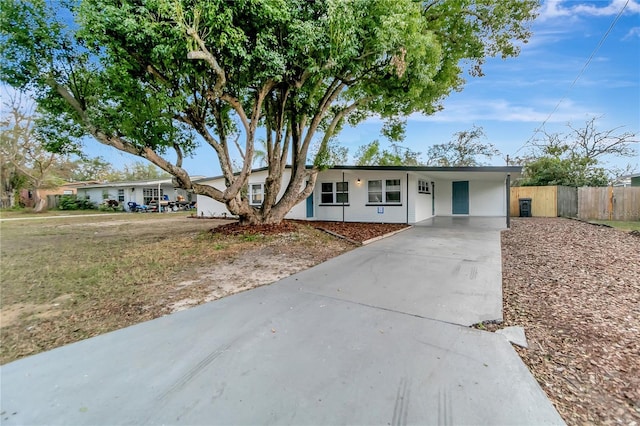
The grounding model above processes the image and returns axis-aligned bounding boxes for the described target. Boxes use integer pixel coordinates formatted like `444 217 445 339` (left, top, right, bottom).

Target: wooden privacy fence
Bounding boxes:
578 187 640 221
510 186 577 217
510 186 640 220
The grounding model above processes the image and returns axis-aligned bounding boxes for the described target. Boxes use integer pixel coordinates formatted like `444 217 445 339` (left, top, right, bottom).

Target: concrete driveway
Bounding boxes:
0 217 564 425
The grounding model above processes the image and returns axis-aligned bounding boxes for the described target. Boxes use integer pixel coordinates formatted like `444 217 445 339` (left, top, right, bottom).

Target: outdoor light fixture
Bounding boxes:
356 178 361 184
131 188 135 192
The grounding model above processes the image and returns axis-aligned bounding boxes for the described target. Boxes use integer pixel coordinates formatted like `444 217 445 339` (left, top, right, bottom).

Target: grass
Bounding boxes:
589 220 640 232
0 208 119 219
0 214 267 364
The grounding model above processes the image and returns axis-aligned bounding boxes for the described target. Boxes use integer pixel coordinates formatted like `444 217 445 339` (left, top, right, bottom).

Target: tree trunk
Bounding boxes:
231 194 300 226
34 196 47 212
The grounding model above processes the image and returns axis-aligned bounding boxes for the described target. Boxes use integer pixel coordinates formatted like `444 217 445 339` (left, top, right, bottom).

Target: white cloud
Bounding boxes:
573 0 640 16
537 0 574 21
538 0 640 22
403 98 600 124
623 26 640 39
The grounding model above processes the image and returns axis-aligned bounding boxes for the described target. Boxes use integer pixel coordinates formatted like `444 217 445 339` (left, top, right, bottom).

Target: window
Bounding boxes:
143 188 164 205
117 189 125 202
418 180 430 194
368 179 401 204
320 182 349 205
249 184 264 205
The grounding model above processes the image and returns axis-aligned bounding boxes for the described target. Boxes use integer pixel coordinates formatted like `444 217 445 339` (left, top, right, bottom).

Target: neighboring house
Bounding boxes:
19 181 102 209
75 177 202 210
613 173 640 187
196 166 522 224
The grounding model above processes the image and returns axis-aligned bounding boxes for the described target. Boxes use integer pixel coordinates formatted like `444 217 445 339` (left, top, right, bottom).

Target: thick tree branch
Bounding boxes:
185 27 226 95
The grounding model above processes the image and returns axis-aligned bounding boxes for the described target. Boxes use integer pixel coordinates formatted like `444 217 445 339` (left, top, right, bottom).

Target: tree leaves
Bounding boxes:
518 117 638 187
1 0 538 223
425 126 500 166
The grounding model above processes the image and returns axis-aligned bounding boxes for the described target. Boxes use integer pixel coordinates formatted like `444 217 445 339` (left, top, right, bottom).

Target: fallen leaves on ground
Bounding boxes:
499 218 640 425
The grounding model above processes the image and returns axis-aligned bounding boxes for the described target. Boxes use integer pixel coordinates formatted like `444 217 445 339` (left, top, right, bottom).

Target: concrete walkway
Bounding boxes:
0 217 564 425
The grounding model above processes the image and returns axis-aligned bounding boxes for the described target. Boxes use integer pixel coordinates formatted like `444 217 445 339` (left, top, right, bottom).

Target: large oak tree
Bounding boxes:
1 0 537 224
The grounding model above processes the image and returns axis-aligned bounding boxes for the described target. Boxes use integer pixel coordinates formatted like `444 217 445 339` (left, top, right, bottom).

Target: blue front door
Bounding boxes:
306 193 314 218
452 181 469 214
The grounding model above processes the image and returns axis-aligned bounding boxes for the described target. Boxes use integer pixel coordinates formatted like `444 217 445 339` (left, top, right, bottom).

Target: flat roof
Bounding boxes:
195 165 522 183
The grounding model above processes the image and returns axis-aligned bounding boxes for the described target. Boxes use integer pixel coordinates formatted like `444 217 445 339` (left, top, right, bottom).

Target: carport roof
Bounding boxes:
195 165 522 183
332 165 522 181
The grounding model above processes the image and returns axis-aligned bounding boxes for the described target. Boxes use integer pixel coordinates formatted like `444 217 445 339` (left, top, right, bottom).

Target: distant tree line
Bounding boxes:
347 118 637 188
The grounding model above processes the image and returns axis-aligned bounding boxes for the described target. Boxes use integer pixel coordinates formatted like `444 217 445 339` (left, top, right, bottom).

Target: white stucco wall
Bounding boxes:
76 188 103 207
410 174 434 223
434 178 506 217
314 170 409 223
197 168 510 222
434 180 453 216
469 180 506 216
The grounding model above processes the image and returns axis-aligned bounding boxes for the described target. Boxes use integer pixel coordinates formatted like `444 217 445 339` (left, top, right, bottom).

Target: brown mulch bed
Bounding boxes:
210 221 299 237
498 218 640 425
212 219 410 243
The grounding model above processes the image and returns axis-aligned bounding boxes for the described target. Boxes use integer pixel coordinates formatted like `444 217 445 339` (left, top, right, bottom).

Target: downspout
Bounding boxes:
342 171 345 223
406 173 409 224
506 174 511 228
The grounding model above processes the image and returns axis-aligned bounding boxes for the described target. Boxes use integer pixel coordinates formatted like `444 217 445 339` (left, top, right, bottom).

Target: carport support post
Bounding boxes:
506 174 511 228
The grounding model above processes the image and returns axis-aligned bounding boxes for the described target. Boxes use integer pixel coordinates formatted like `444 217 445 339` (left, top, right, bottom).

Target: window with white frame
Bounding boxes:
143 188 163 205
320 182 349 204
368 179 401 204
117 189 125 202
249 183 264 205
418 180 430 194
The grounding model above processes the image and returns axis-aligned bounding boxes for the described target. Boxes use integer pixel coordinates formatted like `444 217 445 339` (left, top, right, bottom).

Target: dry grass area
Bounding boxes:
499 218 640 425
0 214 355 364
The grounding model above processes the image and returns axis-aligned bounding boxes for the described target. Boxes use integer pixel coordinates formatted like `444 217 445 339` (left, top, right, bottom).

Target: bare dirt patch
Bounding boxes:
0 295 73 328
497 218 640 425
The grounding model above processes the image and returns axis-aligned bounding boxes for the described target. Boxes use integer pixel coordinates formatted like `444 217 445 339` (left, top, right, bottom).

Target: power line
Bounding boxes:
513 0 630 157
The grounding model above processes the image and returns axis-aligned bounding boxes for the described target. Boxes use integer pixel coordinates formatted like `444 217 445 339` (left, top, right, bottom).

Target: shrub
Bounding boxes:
59 195 96 210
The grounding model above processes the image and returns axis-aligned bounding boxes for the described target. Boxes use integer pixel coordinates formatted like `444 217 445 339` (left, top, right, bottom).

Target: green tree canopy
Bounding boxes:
354 140 421 166
1 0 538 224
425 126 500 167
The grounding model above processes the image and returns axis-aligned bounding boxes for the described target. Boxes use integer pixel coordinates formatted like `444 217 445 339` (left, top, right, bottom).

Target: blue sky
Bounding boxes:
73 0 640 175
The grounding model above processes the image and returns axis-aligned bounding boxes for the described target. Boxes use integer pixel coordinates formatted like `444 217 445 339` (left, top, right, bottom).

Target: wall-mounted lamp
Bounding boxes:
131 188 135 192
356 178 362 185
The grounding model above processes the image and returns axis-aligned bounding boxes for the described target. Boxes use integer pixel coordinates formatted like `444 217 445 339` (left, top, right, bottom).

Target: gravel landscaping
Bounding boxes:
498 218 640 425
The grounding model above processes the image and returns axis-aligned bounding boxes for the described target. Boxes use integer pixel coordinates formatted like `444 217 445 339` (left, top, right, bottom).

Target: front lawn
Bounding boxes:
589 220 640 232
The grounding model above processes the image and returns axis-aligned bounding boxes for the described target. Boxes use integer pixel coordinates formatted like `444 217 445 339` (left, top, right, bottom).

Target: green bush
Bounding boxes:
59 195 96 210
98 203 124 212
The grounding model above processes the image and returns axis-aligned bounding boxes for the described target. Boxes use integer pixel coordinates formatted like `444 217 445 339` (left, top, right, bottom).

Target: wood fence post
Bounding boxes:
608 185 613 221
